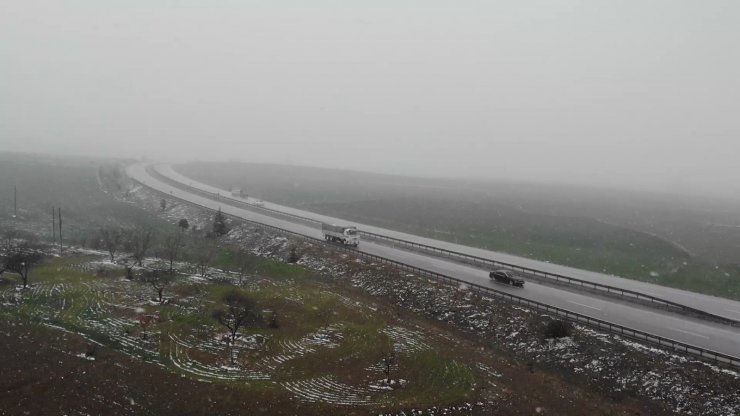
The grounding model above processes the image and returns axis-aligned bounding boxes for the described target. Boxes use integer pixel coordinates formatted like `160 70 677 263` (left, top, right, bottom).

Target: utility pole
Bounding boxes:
58 207 63 256
13 186 17 218
52 207 56 243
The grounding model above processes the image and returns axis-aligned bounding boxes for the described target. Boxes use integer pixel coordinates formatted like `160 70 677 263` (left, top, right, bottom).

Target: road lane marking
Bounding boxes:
567 301 601 311
671 328 709 339
724 309 740 315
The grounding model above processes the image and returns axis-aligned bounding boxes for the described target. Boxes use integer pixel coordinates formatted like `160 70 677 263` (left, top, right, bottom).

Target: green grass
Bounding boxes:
654 263 740 300
162 307 214 333
310 204 740 300
448 227 684 279
390 350 476 404
339 321 389 355
446 228 740 299
215 249 306 279
1 253 482 409
30 256 100 284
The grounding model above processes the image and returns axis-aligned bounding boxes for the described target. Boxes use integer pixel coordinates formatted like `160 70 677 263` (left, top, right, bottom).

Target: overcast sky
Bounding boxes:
1 1 738 196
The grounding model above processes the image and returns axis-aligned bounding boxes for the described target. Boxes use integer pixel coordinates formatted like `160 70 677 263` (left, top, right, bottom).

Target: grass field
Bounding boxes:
0 254 482 410
175 161 740 299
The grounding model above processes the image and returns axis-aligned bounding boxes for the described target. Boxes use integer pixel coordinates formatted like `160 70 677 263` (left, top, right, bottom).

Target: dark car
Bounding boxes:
489 270 525 287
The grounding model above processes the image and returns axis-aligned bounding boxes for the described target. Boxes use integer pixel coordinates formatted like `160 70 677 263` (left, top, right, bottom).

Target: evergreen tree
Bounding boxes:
213 208 229 237
287 246 300 263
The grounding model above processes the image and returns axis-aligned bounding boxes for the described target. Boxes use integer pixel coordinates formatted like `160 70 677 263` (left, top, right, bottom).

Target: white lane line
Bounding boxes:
671 328 710 339
724 309 740 315
567 301 601 311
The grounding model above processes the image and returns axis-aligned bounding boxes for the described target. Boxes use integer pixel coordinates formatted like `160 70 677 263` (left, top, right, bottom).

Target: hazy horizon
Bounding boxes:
2 1 739 198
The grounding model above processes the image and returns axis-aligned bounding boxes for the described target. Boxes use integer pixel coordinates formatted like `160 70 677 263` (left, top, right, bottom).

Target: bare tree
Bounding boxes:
99 227 124 262
2 228 20 252
190 285 210 318
159 233 183 274
121 258 134 280
382 348 396 383
212 288 261 343
1 241 43 289
141 269 174 303
234 249 253 285
126 227 154 266
58 207 63 256
138 314 156 339
51 206 55 244
193 241 217 277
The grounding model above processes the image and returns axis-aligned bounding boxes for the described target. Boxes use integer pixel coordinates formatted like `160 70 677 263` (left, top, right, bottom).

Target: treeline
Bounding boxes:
0 207 243 291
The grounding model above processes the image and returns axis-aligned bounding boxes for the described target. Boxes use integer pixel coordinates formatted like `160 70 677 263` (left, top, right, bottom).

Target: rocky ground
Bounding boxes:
275 243 740 415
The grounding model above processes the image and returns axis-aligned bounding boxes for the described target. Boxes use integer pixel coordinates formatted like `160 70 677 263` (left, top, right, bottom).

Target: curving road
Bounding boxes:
156 164 740 323
127 163 740 359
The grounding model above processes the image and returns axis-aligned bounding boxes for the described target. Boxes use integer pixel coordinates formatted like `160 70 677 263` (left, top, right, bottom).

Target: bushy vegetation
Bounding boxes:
398 350 476 404
543 319 573 339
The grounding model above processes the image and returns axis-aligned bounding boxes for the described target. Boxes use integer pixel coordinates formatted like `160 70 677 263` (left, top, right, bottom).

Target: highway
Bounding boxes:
127 163 740 359
156 164 740 323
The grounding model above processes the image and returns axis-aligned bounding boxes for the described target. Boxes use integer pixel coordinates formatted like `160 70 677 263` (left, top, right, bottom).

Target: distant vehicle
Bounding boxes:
322 223 360 247
489 270 525 287
251 199 264 207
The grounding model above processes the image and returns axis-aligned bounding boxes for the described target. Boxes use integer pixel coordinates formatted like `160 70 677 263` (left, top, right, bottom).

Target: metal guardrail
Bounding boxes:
146 166 320 226
146 165 740 326
133 172 740 370
358 231 740 326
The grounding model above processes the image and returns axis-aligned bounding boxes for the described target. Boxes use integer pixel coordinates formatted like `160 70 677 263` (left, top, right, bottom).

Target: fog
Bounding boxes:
1 1 738 197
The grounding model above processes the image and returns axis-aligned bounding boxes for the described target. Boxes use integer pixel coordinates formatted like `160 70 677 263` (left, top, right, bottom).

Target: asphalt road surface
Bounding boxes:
127 163 740 359
156 164 740 322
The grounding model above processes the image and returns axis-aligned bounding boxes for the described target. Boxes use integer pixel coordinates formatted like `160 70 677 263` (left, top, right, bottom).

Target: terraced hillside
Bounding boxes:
0 254 486 413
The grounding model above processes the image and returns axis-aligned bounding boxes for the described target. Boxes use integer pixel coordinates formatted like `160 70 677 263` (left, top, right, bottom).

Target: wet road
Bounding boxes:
127 163 740 358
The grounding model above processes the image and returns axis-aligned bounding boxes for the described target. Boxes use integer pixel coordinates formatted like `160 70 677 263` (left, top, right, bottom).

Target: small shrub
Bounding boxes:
287 247 301 263
543 319 572 339
269 311 279 329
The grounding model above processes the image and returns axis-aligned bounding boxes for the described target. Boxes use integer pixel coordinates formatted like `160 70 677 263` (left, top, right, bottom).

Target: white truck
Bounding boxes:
321 223 360 247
